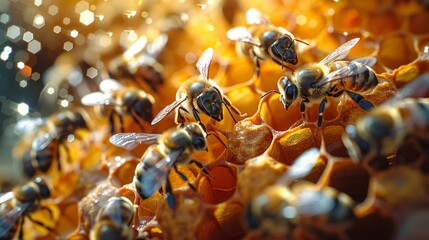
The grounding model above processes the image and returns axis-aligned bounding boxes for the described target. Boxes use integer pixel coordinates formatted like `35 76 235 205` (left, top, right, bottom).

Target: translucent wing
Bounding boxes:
278 147 320 184
316 60 373 87
99 78 123 93
196 48 214 80
81 92 119 106
227 27 261 46
123 36 148 61
139 149 182 198
353 57 377 67
146 34 168 57
246 8 271 25
109 132 161 150
0 201 31 237
384 74 429 105
319 38 360 66
32 132 57 151
0 192 14 204
151 97 187 125
14 118 45 134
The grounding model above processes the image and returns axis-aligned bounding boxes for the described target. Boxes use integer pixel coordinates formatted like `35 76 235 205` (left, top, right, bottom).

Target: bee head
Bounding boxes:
278 76 298 109
343 125 371 163
74 112 88 130
270 35 298 65
34 177 51 199
261 30 279 51
197 89 223 122
184 123 207 151
134 97 154 122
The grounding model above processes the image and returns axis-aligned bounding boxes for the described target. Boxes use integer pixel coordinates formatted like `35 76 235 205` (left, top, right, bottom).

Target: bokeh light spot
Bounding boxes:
0 13 10 24
53 25 61 34
33 14 45 29
48 5 58 16
6 25 21 40
63 41 73 51
75 0 89 14
80 9 94 26
86 67 98 79
23 31 34 42
28 40 41 54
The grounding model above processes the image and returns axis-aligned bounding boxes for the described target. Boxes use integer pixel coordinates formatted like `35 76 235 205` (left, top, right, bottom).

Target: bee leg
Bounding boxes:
108 111 116 134
175 107 188 126
165 175 175 208
41 206 54 220
190 160 216 180
223 96 246 119
300 99 307 122
173 165 197 192
250 50 260 76
130 111 145 132
55 144 62 171
62 141 71 164
317 98 328 127
18 218 25 240
191 108 207 132
206 132 227 149
118 113 125 132
344 91 374 111
27 215 54 232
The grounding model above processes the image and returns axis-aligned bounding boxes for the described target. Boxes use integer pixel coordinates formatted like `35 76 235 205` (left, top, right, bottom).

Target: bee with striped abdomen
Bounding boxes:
262 38 379 127
227 8 307 75
109 123 210 208
0 177 53 239
81 78 155 134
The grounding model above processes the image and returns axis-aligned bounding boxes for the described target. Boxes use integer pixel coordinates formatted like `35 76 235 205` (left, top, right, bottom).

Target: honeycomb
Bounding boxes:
1 0 429 239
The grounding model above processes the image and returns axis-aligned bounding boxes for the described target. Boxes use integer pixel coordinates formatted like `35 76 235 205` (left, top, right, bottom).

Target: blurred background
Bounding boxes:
0 0 159 183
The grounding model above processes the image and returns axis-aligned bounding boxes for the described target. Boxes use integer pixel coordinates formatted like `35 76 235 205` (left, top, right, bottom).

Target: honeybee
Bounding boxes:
109 34 168 92
342 74 429 172
109 123 210 208
90 197 136 240
262 38 378 127
246 148 355 238
81 78 155 134
227 8 307 75
19 110 89 177
0 177 53 239
150 48 244 131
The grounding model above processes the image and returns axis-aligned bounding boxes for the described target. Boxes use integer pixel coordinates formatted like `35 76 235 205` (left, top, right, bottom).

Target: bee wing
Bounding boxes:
196 48 214 80
315 60 372 87
385 74 429 105
0 201 31 236
0 192 14 204
139 149 182 198
353 56 377 67
246 8 271 25
32 132 57 151
227 27 261 46
123 36 148 61
151 97 187 125
81 92 119 106
99 78 123 93
109 133 161 150
146 34 168 57
278 147 320 185
14 117 45 134
319 38 360 66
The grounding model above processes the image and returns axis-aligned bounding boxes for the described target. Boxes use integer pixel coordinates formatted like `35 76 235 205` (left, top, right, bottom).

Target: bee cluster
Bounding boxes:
2 0 429 239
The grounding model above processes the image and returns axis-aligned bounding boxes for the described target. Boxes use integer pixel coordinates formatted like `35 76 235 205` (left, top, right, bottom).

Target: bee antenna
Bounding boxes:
294 38 309 46
206 132 227 149
260 90 280 99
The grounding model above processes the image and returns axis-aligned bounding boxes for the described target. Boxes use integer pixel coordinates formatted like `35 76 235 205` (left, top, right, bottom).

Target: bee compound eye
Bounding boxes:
191 133 206 150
